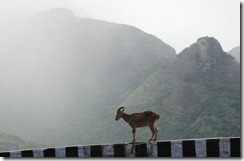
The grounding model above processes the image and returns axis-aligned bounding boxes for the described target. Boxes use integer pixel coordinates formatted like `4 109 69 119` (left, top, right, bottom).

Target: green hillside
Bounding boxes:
0 8 175 147
121 37 240 141
0 8 240 149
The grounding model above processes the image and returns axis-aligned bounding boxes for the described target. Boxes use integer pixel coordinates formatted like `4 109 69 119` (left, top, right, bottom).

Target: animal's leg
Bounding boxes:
153 126 158 141
132 128 136 143
131 128 136 153
149 125 155 142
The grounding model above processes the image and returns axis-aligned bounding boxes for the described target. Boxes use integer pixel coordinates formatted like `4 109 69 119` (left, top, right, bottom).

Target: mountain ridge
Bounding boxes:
228 46 240 62
0 8 176 147
121 36 240 141
0 8 240 149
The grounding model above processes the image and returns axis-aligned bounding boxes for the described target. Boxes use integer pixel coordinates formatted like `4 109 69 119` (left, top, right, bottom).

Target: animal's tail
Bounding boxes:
156 114 160 120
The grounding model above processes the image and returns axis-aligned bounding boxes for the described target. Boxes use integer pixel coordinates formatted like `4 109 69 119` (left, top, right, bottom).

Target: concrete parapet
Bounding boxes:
0 137 240 158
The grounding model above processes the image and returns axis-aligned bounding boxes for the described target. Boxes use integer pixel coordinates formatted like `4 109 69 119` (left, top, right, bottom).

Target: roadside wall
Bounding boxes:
0 137 240 157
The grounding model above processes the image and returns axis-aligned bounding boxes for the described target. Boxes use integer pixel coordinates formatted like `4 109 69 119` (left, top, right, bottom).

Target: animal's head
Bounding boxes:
115 106 125 121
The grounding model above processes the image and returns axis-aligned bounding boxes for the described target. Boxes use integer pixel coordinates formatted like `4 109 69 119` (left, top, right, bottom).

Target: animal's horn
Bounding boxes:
119 106 125 111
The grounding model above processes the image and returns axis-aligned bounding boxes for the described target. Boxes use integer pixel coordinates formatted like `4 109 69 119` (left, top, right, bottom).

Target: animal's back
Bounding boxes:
144 111 159 120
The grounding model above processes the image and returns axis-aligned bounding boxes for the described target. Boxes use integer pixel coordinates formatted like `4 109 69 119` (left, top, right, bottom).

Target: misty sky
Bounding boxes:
0 0 240 53
69 0 240 53
0 0 241 149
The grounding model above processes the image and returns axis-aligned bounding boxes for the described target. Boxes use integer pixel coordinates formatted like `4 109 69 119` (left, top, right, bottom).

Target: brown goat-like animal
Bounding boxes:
115 106 160 143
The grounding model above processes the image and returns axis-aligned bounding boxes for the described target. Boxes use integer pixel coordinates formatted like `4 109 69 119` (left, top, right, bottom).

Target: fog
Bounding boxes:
0 4 109 146
0 0 240 148
68 0 240 53
0 0 91 18
0 0 240 53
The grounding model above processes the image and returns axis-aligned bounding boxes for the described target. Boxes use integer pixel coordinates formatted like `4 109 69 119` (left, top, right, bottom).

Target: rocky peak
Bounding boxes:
175 36 239 84
197 37 223 56
196 37 224 71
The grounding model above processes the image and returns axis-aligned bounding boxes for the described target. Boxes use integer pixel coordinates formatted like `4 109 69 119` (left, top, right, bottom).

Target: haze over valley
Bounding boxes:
0 1 240 151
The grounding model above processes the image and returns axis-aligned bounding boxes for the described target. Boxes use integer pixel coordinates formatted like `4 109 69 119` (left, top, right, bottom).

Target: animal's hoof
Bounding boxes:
148 139 157 143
